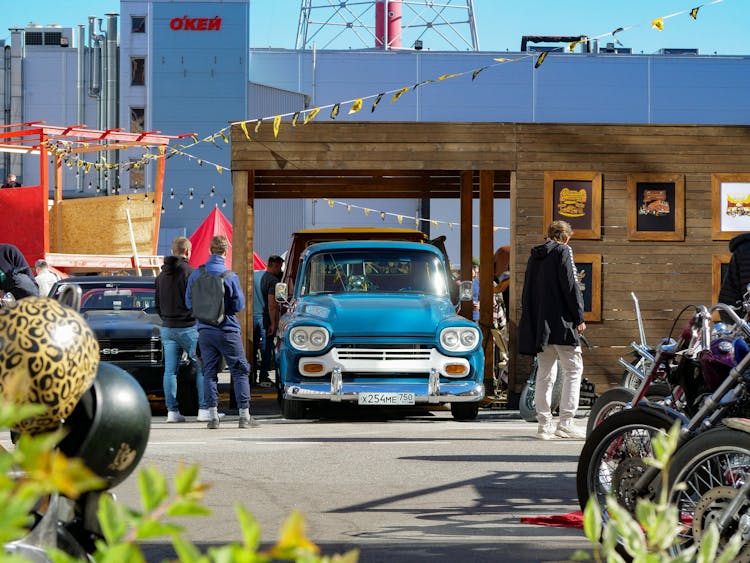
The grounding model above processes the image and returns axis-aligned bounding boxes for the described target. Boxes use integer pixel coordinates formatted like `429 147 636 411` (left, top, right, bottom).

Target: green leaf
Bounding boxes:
98 542 147 563
171 533 204 563
714 529 743 563
138 465 169 513
175 464 200 496
236 503 261 550
134 518 183 539
569 550 592 560
97 491 129 543
166 498 212 517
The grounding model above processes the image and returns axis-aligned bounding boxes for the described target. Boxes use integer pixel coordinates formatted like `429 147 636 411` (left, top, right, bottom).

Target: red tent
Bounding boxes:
188 207 266 270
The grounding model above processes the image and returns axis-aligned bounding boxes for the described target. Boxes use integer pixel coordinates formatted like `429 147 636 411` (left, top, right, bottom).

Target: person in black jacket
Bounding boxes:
0 243 39 300
518 221 586 440
155 237 209 423
719 232 750 310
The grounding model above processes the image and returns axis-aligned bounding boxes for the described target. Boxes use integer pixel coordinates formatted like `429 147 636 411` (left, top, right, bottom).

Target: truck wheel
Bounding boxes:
450 402 479 421
282 398 307 420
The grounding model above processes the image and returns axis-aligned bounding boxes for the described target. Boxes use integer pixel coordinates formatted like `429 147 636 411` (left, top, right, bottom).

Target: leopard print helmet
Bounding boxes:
0 297 99 435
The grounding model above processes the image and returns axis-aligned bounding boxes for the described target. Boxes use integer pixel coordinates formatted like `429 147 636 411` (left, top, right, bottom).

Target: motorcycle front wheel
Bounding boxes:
576 407 675 516
666 426 750 561
585 382 672 436
518 360 562 423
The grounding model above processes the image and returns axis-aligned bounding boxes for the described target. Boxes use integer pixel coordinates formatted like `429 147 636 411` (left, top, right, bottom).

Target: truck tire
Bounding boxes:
450 402 479 421
282 398 307 420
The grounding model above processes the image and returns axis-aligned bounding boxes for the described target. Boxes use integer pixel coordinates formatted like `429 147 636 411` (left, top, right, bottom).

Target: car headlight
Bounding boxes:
440 326 479 352
289 326 330 352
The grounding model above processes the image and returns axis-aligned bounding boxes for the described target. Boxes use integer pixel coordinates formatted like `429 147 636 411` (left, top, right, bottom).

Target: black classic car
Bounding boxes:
49 275 199 415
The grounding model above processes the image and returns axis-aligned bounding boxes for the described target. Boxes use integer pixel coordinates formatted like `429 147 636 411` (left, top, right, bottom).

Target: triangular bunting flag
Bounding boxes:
472 67 488 81
330 103 340 119
303 107 320 125
652 17 664 31
690 7 700 20
254 120 262 134
240 121 250 140
291 112 300 126
534 51 548 68
437 73 461 81
391 87 410 103
371 93 384 112
273 115 281 138
349 99 363 114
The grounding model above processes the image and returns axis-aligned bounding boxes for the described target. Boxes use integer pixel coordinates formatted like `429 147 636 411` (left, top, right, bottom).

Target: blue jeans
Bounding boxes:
160 325 206 412
199 327 251 409
253 314 265 380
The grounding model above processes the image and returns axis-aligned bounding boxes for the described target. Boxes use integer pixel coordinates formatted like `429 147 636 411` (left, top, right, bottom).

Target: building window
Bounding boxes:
129 159 145 190
131 16 146 33
130 107 145 133
131 57 145 86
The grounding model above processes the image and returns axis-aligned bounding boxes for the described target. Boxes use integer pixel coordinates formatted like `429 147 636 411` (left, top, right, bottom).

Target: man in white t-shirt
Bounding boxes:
34 260 59 297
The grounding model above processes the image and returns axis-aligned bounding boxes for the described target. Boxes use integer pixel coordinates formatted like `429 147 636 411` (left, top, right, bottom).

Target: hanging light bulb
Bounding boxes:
144 192 148 201
189 187 194 200
170 188 175 199
88 181 93 191
178 200 184 210
380 211 386 221
210 185 215 197
96 185 101 193
221 198 227 208
161 205 165 214
200 199 205 208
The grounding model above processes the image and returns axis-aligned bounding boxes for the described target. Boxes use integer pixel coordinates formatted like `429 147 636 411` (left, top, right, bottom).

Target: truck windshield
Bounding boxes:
301 249 449 296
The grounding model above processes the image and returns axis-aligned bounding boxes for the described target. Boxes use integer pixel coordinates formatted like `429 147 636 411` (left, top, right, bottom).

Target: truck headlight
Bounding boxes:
440 326 479 352
289 326 330 351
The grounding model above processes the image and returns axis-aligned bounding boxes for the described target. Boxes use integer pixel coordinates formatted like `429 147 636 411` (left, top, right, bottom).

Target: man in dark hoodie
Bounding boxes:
719 232 750 310
155 236 208 423
518 221 586 440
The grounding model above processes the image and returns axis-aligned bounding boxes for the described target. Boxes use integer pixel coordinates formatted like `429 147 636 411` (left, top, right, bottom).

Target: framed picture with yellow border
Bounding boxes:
544 171 602 240
574 253 601 322
712 173 750 240
626 173 684 241
712 254 731 304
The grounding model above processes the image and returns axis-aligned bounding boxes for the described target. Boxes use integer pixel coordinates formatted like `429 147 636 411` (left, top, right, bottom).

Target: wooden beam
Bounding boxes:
479 170 495 390
459 170 473 320
233 168 250 361
152 146 166 255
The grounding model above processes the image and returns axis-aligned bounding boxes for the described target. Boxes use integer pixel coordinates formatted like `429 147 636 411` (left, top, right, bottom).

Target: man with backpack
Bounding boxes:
186 235 257 429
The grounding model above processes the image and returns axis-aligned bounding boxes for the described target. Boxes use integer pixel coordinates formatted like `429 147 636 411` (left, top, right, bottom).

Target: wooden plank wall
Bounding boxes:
513 123 750 392
231 122 750 394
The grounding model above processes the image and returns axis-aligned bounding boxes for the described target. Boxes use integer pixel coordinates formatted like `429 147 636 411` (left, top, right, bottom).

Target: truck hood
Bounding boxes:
82 310 161 339
294 294 459 337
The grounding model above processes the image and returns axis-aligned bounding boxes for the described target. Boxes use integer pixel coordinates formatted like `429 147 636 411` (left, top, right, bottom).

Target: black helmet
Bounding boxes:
58 362 151 489
0 297 99 435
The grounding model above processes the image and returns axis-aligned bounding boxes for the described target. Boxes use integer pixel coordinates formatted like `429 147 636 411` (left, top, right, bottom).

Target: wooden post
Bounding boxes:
152 145 167 255
459 170 473 320
479 170 494 392
233 168 250 360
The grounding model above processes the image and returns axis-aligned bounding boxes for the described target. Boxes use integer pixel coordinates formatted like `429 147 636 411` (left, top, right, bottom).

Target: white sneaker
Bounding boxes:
166 411 186 423
555 424 586 440
537 425 555 440
197 409 226 421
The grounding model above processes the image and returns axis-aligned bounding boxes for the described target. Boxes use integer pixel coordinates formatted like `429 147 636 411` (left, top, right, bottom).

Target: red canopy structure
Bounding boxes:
188 207 266 270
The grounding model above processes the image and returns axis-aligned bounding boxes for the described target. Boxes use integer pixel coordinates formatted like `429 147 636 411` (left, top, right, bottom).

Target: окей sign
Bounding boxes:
169 16 222 31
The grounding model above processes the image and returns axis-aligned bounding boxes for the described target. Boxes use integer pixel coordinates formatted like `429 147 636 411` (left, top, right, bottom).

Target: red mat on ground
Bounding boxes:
520 511 583 528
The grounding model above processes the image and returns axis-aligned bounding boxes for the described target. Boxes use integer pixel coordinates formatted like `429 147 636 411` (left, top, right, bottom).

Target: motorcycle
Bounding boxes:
576 301 750 522
2 294 151 561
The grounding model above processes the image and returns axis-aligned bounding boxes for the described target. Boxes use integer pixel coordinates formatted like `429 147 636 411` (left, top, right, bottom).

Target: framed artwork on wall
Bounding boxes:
574 253 601 322
626 173 684 241
712 254 731 304
544 171 602 240
712 173 750 240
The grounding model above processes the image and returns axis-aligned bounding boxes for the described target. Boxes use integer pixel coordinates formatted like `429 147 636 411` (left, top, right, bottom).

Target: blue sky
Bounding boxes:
0 0 747 55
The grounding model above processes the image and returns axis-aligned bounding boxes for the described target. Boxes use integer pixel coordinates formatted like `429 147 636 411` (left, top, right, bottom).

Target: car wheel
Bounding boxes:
450 402 479 421
282 398 307 420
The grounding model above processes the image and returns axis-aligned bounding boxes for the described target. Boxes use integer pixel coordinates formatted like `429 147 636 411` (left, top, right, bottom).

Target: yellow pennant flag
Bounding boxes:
437 73 461 81
273 115 281 138
391 86 410 103
346 205 352 213
380 211 386 221
569 40 582 52
303 107 320 125
291 111 300 126
328 199 334 208
85 162 92 173
651 17 664 31
371 93 384 112
397 215 403 224
330 103 340 119
493 57 510 63
690 7 700 20
219 130 229 143
349 99 363 114
534 51 548 69
431 220 438 228
216 165 223 174
240 121 250 140
363 208 371 216
254 120 262 134
472 67 487 81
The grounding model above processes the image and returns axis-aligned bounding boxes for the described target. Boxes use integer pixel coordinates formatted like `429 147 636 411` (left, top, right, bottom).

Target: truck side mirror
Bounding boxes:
275 282 288 303
458 281 472 302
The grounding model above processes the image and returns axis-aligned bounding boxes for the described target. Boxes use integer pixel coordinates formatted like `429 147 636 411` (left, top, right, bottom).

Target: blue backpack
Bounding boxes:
190 266 234 325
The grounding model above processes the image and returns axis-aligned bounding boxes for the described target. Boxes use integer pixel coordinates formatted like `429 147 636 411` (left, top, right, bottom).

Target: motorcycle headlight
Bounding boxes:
289 326 330 352
440 326 479 352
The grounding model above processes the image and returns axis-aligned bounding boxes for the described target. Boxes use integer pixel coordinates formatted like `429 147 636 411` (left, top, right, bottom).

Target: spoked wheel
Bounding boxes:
518 359 562 423
576 408 675 517
585 383 671 436
667 427 750 561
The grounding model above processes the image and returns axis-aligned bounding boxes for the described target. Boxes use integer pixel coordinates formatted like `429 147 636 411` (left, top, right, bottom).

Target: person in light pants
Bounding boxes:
517 220 586 440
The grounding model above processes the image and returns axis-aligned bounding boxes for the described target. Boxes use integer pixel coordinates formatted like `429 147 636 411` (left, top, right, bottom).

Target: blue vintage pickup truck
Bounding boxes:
275 240 484 420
